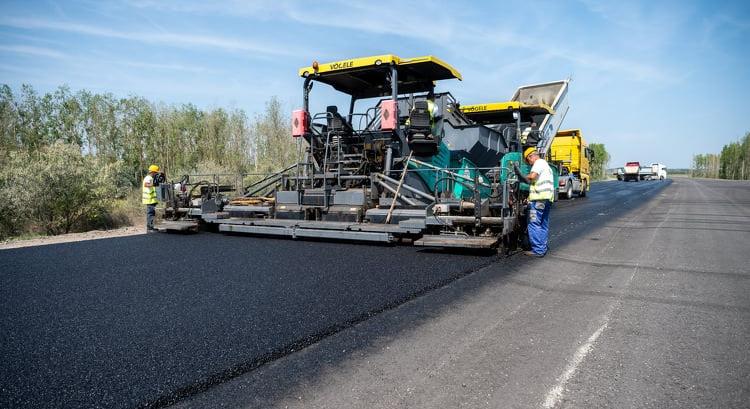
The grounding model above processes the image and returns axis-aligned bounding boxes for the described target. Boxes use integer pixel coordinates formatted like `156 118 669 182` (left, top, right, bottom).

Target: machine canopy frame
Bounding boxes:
459 101 554 124
298 54 462 99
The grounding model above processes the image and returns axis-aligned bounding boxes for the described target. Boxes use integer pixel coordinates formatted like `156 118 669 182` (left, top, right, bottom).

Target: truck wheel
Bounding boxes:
579 181 587 197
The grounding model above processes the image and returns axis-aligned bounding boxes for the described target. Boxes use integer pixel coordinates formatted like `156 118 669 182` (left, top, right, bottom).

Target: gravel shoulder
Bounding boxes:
0 226 145 250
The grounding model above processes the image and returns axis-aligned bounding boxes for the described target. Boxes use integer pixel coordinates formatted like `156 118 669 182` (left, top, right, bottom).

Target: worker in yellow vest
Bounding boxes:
514 147 554 257
406 91 440 136
142 164 160 232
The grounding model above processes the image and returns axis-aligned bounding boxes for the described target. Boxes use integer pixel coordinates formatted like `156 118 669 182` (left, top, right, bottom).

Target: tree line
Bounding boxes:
692 132 750 179
0 84 296 239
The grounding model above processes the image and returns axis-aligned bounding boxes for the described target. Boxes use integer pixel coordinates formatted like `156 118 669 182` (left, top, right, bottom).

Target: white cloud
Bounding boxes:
120 60 213 73
117 0 674 84
0 16 294 56
0 44 67 59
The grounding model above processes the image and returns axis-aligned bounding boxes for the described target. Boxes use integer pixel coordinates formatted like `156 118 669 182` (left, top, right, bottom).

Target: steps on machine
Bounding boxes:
414 235 498 249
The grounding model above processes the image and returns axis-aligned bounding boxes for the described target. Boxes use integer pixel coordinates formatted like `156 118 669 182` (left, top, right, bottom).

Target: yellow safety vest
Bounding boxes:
406 100 437 126
529 159 554 202
142 176 158 205
426 100 437 123
426 100 439 136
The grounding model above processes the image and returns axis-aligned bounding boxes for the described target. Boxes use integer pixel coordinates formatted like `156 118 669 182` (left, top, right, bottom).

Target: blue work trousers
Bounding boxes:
146 204 156 230
528 200 551 255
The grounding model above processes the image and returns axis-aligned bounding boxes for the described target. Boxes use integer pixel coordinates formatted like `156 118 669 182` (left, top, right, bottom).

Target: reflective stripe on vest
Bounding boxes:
529 163 554 202
142 178 157 205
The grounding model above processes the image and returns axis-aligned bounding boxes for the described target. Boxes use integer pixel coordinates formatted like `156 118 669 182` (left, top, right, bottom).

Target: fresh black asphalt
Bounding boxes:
0 180 671 408
1 223 496 408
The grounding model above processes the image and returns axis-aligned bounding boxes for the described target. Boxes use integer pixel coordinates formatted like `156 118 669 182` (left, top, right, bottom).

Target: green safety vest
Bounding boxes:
142 176 158 205
529 159 555 202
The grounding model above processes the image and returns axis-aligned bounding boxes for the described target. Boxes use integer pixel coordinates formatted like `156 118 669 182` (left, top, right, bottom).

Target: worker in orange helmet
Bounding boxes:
514 147 554 257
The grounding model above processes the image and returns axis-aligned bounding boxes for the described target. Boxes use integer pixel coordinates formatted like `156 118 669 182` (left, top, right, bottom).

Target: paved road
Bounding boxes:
2 178 748 408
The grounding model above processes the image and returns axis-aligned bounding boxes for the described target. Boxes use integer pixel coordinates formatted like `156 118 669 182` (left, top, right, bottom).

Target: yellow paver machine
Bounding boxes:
160 55 568 252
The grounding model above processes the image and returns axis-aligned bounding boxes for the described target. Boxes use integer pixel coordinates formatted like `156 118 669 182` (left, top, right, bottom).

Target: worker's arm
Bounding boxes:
513 163 535 184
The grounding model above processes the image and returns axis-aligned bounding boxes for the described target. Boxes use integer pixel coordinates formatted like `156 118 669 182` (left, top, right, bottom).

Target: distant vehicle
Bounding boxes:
614 168 624 181
623 161 641 181
639 166 653 180
640 163 668 180
650 163 667 180
621 162 667 181
550 129 592 199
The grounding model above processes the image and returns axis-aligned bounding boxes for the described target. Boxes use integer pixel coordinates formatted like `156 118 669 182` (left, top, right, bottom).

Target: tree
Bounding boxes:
0 85 20 152
588 143 610 180
692 153 720 178
252 96 297 174
719 132 749 180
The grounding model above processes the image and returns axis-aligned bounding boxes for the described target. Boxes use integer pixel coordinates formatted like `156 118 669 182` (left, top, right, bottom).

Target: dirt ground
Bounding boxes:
0 226 146 250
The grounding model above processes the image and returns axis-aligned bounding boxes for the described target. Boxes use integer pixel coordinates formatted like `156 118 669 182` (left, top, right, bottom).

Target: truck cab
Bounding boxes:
549 129 591 198
651 163 667 180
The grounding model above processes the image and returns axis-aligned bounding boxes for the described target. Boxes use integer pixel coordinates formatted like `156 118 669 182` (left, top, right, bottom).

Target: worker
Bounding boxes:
426 90 440 135
142 164 160 233
407 90 440 136
514 147 554 257
520 121 537 145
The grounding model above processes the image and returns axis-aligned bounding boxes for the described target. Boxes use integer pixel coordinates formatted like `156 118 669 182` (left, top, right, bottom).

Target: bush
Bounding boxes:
0 142 121 236
107 189 145 229
0 150 29 239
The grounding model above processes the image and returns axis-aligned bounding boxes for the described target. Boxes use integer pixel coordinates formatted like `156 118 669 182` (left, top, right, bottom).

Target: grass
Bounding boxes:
109 190 143 228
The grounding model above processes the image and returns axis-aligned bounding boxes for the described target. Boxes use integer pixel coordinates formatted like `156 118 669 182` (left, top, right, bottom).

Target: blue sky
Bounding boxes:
1 0 748 168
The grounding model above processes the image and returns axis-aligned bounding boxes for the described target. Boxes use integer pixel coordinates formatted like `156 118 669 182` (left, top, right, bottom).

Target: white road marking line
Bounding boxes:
544 182 674 408
542 265 639 409
542 303 614 409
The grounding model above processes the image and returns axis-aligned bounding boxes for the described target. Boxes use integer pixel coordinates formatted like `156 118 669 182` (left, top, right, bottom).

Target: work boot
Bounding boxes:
524 251 545 257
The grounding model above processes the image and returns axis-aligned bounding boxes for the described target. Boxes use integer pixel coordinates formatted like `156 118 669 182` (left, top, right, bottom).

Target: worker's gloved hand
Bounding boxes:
513 163 530 184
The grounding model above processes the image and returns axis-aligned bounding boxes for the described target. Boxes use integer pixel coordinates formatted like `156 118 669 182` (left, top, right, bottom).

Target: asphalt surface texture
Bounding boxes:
2 178 749 408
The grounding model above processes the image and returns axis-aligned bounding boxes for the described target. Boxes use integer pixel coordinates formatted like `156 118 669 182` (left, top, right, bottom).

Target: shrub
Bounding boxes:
8 142 118 235
0 150 29 239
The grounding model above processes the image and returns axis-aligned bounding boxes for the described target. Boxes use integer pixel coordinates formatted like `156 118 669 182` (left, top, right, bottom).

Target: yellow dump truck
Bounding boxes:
549 129 592 198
